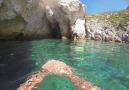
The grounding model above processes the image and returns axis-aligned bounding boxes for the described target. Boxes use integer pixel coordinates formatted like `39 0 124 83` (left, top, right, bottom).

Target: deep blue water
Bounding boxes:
0 39 129 90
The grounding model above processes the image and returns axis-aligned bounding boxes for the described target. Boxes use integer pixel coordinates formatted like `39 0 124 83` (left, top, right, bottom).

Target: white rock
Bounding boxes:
0 0 86 40
73 18 86 39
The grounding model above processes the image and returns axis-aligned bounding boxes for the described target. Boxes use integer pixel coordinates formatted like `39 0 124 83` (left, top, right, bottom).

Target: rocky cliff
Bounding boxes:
86 9 129 43
0 0 86 40
1 0 129 42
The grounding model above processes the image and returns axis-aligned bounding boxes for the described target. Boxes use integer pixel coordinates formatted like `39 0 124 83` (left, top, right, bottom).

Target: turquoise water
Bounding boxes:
0 39 129 90
38 74 78 90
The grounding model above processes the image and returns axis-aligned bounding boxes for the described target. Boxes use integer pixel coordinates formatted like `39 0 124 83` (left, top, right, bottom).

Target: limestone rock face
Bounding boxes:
45 0 86 39
86 9 129 43
0 0 86 40
87 19 120 42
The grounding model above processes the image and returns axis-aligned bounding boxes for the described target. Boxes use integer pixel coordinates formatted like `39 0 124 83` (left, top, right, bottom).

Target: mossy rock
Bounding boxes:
38 74 78 90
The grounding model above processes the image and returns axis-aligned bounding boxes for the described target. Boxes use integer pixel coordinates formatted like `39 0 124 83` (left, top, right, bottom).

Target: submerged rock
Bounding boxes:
0 0 86 40
17 60 100 90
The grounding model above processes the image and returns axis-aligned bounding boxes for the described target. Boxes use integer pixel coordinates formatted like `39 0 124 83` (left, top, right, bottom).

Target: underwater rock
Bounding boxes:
17 60 100 90
0 0 86 40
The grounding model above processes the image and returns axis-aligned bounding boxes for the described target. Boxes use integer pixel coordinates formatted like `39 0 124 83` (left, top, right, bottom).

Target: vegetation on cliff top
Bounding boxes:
87 9 129 26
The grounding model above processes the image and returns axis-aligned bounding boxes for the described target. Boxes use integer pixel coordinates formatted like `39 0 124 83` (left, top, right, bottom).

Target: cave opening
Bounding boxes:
13 33 24 40
51 23 62 39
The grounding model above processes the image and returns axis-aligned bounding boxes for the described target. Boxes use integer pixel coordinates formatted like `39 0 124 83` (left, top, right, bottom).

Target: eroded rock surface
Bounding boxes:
17 60 100 90
86 9 129 43
0 0 86 40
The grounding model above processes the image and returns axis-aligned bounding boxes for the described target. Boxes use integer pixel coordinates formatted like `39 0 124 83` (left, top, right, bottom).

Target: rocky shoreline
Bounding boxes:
17 60 100 90
86 9 129 43
0 0 86 40
0 0 129 43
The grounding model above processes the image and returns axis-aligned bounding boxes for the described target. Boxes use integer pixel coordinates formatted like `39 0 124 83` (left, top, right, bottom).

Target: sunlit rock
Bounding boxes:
0 0 86 40
45 0 86 39
86 9 129 43
72 19 86 40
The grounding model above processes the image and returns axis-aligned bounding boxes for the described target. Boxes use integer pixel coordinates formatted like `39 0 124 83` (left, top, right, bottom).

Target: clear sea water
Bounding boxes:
38 74 78 90
0 39 129 90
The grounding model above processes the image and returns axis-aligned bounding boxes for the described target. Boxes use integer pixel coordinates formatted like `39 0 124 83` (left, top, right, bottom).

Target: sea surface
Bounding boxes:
0 39 129 90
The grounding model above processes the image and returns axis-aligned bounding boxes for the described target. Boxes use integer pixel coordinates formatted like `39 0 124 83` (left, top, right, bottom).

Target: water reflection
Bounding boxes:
69 41 85 61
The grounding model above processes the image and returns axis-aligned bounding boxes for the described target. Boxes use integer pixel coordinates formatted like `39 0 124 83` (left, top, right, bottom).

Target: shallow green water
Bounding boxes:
0 39 129 90
38 74 78 90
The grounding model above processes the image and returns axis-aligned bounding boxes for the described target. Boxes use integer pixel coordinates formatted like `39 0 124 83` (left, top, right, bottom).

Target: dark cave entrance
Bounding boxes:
14 33 24 40
52 23 62 39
